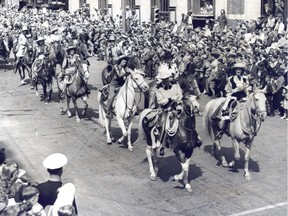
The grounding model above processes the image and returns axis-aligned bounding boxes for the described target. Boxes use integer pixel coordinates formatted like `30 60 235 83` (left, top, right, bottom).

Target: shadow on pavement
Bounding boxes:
157 156 203 183
203 145 260 173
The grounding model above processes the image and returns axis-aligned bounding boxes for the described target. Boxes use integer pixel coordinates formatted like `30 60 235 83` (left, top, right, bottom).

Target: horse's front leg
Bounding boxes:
116 116 128 146
81 96 88 116
127 121 133 152
67 97 72 118
244 143 252 180
146 145 157 181
172 158 192 192
214 139 229 167
229 138 241 169
72 98 80 122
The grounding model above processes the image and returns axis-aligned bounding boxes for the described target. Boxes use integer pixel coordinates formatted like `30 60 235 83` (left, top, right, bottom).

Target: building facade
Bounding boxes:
83 0 264 25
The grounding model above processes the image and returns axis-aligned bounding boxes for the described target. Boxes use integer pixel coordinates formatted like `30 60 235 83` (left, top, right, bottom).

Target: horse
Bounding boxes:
31 56 54 103
14 42 34 86
57 63 90 122
49 42 65 77
202 89 267 180
98 68 149 151
137 93 202 192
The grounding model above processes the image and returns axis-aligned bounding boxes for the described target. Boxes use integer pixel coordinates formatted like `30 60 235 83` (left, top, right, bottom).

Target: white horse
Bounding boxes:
98 69 149 151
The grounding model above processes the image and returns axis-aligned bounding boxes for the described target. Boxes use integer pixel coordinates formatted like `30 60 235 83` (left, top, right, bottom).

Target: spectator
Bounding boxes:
36 153 78 214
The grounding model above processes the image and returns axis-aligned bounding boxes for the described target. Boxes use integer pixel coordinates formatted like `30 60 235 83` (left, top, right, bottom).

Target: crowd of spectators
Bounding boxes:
0 3 287 118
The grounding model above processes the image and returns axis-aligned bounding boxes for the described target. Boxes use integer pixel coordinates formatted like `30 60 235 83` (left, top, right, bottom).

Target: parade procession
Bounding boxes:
0 0 287 215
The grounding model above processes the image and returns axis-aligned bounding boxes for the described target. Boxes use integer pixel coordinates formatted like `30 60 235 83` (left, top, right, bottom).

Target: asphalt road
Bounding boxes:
0 57 287 216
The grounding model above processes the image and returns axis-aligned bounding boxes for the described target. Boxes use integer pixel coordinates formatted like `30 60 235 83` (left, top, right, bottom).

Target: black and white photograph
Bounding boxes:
0 0 287 215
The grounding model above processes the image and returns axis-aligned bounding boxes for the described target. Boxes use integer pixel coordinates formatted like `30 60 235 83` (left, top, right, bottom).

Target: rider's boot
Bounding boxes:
216 119 230 137
60 81 67 98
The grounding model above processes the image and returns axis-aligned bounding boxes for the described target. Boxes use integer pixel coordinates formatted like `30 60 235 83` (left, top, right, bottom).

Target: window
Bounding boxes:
192 0 214 16
99 0 107 9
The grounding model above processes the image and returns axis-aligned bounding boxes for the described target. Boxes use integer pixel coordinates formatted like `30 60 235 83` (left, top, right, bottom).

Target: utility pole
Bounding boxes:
122 0 126 33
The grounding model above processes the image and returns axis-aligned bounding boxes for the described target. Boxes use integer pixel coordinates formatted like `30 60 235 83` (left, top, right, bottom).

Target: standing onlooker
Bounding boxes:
36 153 78 214
218 9 227 32
280 85 288 120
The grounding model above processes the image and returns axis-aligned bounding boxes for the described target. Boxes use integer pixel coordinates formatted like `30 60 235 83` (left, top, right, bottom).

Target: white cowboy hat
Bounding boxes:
36 37 45 43
232 62 246 70
43 153 67 170
156 64 174 79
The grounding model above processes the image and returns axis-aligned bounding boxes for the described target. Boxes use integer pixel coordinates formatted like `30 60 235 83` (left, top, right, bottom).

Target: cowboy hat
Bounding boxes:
117 56 129 65
43 153 67 170
22 27 29 32
108 35 116 41
36 37 45 43
211 49 221 58
156 63 175 79
232 62 246 70
66 46 77 52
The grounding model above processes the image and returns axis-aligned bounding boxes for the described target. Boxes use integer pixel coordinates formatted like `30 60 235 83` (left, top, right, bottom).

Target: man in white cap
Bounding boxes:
36 153 78 214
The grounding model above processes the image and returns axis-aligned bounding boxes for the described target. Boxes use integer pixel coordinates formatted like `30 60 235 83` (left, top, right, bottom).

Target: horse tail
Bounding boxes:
203 100 214 141
97 91 106 128
134 108 151 145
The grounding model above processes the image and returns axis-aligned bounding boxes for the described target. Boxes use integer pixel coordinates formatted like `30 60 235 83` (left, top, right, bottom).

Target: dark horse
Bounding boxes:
137 93 202 192
31 57 54 103
49 42 65 77
57 63 90 122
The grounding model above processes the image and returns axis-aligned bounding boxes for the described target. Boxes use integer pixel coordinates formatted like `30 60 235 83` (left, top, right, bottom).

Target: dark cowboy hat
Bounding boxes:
211 49 221 58
162 50 174 61
117 56 129 65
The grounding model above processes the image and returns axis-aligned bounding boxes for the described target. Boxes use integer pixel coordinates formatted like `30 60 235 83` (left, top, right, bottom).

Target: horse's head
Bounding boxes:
183 93 200 116
250 90 267 121
130 69 149 92
78 63 90 83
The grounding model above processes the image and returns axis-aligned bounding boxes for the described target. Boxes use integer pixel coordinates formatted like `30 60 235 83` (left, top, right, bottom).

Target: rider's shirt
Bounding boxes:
155 80 183 108
226 75 249 100
62 54 80 72
34 44 49 59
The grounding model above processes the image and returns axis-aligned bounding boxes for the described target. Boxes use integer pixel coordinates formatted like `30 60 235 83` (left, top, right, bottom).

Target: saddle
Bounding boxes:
211 100 238 122
143 110 162 128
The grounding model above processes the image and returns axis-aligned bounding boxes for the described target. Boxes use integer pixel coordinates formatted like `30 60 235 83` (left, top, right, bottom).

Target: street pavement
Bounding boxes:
0 57 287 216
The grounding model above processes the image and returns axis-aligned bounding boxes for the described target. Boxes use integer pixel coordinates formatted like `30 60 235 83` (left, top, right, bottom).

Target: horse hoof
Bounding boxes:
36 92 39 97
222 161 229 167
76 118 81 123
128 147 133 152
229 161 235 168
150 176 156 181
118 140 123 144
171 176 178 181
185 185 193 193
244 172 252 180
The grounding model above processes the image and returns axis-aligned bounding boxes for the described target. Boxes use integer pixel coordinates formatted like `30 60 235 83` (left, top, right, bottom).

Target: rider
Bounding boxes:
153 63 183 156
31 37 50 89
59 46 81 98
219 62 250 135
32 37 49 62
105 55 130 118
16 27 29 59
